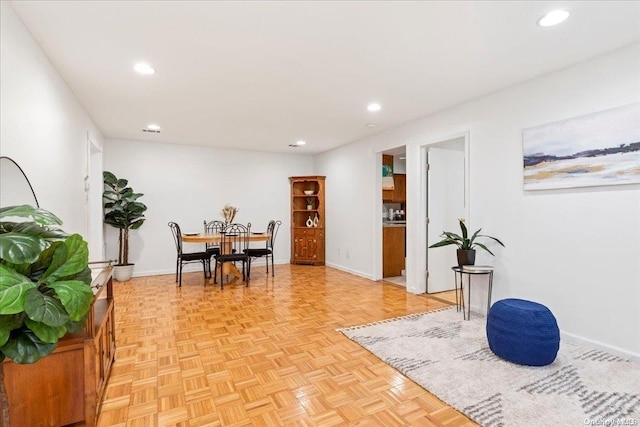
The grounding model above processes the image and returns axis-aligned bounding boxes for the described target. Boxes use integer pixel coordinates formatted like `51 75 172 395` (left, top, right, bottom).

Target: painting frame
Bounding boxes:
522 103 640 191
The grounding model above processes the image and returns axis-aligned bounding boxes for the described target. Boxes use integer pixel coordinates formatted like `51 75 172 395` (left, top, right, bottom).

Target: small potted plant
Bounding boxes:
0 205 93 426
429 218 505 266
306 197 314 210
103 171 147 281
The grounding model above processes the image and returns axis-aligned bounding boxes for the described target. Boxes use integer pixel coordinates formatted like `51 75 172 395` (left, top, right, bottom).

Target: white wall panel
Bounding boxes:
103 139 313 276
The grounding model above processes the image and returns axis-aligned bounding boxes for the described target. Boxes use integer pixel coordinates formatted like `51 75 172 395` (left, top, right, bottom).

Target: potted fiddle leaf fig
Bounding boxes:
103 171 147 281
429 218 505 266
0 204 93 427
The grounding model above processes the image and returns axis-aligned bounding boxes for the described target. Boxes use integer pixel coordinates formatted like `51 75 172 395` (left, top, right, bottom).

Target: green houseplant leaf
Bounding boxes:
0 328 57 364
24 288 69 327
0 265 37 315
429 218 505 256
24 318 68 343
40 234 89 284
0 233 48 264
48 281 94 321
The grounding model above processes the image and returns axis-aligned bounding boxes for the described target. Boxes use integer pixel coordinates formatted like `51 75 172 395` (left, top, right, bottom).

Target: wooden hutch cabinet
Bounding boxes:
290 176 326 265
2 266 115 427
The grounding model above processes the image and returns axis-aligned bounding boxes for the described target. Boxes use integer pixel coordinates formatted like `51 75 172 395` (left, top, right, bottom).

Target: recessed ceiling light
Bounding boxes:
367 103 381 112
134 62 156 75
537 10 570 27
366 123 376 128
142 124 161 133
289 140 306 147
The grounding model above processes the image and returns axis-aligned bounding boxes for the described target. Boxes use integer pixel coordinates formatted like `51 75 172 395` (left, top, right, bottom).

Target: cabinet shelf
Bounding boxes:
290 176 326 266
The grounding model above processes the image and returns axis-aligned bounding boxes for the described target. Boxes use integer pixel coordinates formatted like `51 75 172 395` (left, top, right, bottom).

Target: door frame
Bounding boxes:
405 131 470 294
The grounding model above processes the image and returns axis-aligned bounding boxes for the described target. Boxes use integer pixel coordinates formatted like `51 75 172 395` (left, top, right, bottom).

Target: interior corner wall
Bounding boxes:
0 2 104 245
102 138 314 277
315 43 640 358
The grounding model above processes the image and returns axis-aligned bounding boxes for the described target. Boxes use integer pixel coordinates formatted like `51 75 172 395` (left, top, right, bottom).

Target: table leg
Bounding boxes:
455 271 460 312
487 271 493 315
466 274 471 321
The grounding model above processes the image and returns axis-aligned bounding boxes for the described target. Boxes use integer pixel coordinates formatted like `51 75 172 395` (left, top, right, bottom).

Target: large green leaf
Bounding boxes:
48 280 94 321
0 265 36 314
0 329 8 347
103 171 117 186
24 287 69 327
0 314 23 346
40 234 88 284
0 232 48 264
1 328 57 364
25 318 67 343
0 205 62 225
10 222 68 241
28 241 60 281
63 266 93 286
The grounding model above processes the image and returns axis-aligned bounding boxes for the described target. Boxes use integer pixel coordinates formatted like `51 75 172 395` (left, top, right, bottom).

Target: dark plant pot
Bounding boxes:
457 249 476 266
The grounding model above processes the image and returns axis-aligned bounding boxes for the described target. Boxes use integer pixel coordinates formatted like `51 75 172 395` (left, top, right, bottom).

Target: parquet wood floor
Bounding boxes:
97 265 477 427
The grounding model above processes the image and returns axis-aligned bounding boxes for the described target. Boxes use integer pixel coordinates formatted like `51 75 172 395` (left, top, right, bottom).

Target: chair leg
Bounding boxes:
202 261 207 281
271 254 275 277
265 256 268 274
213 261 218 284
179 262 183 287
244 261 249 287
220 262 224 290
175 258 179 283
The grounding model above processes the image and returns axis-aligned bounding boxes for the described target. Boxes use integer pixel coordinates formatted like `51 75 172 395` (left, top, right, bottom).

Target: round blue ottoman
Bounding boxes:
486 299 560 366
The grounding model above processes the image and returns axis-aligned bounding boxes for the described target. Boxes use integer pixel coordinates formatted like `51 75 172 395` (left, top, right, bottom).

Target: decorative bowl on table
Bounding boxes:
303 190 314 195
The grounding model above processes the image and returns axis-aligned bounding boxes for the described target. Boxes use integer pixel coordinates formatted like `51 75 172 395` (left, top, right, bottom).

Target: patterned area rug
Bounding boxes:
339 307 640 427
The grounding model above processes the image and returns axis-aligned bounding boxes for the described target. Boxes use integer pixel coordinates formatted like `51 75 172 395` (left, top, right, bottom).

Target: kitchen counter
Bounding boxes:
383 221 406 227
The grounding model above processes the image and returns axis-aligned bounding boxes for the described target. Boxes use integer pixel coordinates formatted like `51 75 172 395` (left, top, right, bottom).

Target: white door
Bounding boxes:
427 146 465 293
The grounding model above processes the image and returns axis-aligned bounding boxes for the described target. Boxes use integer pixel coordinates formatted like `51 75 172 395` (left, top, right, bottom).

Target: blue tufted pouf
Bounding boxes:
486 298 560 366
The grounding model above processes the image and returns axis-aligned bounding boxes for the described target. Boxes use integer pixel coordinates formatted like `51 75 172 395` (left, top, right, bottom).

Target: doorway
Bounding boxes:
381 146 407 287
423 136 468 294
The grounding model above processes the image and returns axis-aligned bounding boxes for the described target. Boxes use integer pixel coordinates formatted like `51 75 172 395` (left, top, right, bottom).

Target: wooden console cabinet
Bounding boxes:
290 176 326 265
2 266 115 427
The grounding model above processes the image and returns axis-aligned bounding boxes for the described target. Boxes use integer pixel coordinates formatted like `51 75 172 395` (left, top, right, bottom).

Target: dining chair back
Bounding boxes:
214 222 251 289
245 219 282 278
203 220 225 282
168 221 210 287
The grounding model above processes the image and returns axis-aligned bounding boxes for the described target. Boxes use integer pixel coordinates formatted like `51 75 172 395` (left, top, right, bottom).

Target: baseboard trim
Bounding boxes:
560 331 640 364
324 262 373 280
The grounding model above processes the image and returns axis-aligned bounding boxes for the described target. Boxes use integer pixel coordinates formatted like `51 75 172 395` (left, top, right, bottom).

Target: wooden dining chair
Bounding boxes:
203 219 225 283
213 222 251 289
168 221 210 287
245 220 281 278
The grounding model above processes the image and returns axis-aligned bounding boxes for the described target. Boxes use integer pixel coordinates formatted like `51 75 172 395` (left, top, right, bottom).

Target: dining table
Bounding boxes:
182 232 270 284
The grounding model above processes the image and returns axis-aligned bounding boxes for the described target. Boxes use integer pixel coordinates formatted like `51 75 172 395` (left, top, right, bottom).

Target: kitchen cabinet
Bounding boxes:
382 174 406 203
290 176 325 265
3 266 115 427
383 226 405 277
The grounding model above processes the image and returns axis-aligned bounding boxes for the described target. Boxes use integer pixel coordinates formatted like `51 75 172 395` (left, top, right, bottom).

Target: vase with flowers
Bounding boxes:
429 218 505 266
221 204 239 225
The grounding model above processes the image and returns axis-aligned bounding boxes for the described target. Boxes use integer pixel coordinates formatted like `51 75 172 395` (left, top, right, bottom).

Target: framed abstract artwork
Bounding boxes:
523 103 640 190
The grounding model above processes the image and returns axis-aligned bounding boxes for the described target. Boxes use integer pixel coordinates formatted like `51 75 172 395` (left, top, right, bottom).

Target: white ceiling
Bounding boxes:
10 1 640 154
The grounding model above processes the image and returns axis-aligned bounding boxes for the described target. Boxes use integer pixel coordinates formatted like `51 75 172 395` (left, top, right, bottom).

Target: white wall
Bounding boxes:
103 138 314 276
0 2 104 257
316 44 640 358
